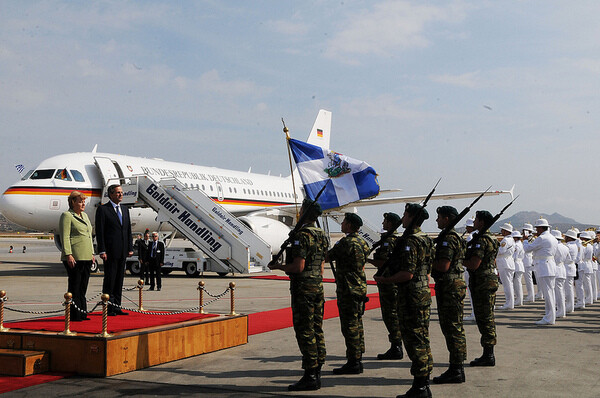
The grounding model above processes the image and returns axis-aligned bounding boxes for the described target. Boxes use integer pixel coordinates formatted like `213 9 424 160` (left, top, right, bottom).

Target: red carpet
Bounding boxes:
4 311 218 334
0 372 72 394
250 275 378 285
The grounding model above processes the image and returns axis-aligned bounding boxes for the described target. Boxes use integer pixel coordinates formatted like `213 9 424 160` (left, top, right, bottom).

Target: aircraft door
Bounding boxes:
94 156 138 205
216 182 224 201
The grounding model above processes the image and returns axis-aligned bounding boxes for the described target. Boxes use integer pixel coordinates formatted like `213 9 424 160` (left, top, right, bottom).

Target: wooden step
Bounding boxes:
0 348 49 376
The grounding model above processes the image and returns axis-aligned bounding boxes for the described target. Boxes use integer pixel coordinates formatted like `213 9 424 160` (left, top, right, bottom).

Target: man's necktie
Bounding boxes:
116 205 123 224
152 243 156 258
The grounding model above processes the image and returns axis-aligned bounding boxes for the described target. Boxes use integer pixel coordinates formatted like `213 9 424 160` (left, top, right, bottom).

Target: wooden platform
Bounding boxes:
0 314 247 377
0 348 49 376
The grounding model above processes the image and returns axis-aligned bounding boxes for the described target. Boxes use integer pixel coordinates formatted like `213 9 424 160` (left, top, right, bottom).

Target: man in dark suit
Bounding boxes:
148 232 165 291
137 230 151 284
95 184 133 315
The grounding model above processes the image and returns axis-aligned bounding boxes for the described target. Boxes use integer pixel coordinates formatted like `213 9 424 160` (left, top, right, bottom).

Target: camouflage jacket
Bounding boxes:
465 231 499 276
328 232 369 296
288 225 329 281
388 227 433 292
432 229 465 281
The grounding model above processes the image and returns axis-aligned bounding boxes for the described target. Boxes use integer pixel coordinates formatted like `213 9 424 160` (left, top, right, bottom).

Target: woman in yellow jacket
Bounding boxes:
59 191 95 321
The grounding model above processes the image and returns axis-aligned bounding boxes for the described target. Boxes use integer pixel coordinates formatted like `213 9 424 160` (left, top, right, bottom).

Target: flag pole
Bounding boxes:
282 118 300 221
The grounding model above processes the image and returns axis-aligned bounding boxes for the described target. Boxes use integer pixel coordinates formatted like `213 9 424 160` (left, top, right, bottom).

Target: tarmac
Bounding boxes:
1 236 599 397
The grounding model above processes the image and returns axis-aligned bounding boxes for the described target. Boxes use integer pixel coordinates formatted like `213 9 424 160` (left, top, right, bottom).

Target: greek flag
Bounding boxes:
288 138 379 210
14 164 25 175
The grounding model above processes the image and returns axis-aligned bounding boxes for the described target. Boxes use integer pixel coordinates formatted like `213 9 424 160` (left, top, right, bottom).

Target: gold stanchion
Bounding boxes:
59 292 76 336
228 282 237 316
198 281 205 314
96 293 112 338
0 290 9 332
137 279 145 311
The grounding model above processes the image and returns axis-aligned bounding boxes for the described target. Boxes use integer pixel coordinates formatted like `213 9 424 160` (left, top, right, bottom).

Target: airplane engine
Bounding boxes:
237 216 292 254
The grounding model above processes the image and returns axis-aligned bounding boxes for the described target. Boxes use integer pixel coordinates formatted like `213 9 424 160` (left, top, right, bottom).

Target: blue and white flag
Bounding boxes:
288 138 379 210
14 164 25 175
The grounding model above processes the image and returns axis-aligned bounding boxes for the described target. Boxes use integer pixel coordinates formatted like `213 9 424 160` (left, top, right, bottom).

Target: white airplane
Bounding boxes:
0 109 512 252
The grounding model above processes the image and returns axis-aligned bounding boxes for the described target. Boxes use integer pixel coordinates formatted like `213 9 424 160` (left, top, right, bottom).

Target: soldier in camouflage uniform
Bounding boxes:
269 199 329 391
374 203 434 398
431 206 467 384
368 212 404 360
464 210 500 367
327 212 370 374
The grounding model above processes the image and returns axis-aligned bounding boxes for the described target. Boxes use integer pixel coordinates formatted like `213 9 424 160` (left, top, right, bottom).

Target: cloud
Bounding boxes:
430 71 483 89
325 1 467 62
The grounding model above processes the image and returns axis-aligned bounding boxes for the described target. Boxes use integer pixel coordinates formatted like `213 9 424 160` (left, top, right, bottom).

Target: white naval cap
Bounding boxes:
465 218 474 227
523 223 534 232
500 223 513 232
551 229 563 240
573 228 580 234
534 218 550 228
564 229 578 240
511 230 522 238
582 230 594 239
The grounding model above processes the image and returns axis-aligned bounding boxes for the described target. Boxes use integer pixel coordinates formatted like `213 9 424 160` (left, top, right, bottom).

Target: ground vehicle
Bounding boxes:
126 247 208 277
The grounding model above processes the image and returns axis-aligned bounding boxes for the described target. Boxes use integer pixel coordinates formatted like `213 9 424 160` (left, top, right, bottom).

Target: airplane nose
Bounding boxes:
0 187 35 228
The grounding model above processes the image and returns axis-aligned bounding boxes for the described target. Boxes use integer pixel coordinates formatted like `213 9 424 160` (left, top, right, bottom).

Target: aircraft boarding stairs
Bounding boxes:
131 175 272 275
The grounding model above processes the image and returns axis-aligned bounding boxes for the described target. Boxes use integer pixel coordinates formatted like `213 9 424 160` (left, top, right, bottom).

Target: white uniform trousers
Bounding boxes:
565 276 575 313
498 268 515 309
592 270 598 301
538 276 556 324
513 271 524 306
534 270 544 300
596 270 600 300
554 277 566 318
583 272 594 305
524 267 535 302
575 275 586 308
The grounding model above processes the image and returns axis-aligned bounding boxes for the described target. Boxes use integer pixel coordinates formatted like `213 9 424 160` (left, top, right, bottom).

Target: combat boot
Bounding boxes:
470 345 495 367
396 376 432 398
432 363 465 384
315 364 322 388
332 359 363 374
377 343 404 360
288 368 319 391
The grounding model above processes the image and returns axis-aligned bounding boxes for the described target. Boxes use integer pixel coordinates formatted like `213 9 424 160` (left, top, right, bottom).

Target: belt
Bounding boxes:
533 256 553 261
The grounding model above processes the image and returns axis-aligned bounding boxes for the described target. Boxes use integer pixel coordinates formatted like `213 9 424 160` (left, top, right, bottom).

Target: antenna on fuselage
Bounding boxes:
92 144 98 153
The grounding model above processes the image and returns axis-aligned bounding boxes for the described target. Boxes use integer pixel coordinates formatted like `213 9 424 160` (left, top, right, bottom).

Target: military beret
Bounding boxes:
301 198 322 218
475 210 494 224
436 205 458 218
384 212 401 226
344 213 363 228
405 203 429 220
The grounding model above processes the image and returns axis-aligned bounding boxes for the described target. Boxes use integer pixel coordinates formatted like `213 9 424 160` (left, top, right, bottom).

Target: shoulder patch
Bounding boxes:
293 240 300 245
442 241 448 246
501 242 506 247
405 246 410 251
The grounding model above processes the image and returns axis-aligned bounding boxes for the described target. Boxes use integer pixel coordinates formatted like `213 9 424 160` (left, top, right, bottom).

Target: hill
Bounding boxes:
495 211 597 233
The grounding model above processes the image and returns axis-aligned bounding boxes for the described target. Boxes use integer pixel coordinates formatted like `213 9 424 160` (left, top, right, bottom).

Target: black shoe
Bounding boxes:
115 310 129 316
288 368 319 391
149 287 154 291
157 287 161 291
396 385 432 398
145 279 150 284
107 312 117 316
377 344 403 360
332 360 363 375
470 355 495 366
432 364 465 384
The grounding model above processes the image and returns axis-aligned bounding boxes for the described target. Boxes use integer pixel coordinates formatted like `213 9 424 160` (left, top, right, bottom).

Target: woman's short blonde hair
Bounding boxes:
68 191 87 209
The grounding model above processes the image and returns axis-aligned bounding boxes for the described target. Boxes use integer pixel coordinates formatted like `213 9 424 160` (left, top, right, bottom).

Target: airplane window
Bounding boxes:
70 170 85 182
21 170 34 181
210 186 213 191
234 188 237 193
202 185 205 191
54 169 72 181
30 169 55 180
243 188 246 194
228 187 232 193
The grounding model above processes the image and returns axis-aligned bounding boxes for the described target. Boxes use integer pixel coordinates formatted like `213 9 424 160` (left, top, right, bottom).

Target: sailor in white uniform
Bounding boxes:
522 223 536 302
579 230 595 305
512 230 525 307
563 229 579 313
463 218 476 321
594 229 600 300
551 230 570 318
497 223 516 310
523 218 557 325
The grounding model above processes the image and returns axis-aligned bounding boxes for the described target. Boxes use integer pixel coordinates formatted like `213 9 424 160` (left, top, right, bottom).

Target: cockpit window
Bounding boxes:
21 170 34 181
70 170 85 182
30 169 55 180
54 169 71 181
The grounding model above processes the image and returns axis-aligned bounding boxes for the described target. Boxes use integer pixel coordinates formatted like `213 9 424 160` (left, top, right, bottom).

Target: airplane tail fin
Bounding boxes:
306 109 331 150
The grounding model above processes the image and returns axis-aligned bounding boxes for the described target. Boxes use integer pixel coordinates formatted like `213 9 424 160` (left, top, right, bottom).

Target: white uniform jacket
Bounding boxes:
523 230 557 277
497 236 516 271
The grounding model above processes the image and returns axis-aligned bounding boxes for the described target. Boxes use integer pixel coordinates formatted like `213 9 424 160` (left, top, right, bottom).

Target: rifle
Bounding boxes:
435 186 491 244
374 178 441 277
466 194 520 251
270 183 328 265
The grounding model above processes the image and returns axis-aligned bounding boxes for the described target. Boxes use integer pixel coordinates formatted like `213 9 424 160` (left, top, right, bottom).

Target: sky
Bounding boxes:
1 1 599 232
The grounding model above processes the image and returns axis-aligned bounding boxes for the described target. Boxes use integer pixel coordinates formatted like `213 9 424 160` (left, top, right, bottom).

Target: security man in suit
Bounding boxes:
137 230 151 284
148 232 165 291
431 205 467 384
368 212 403 360
375 203 434 398
327 212 370 375
95 184 133 316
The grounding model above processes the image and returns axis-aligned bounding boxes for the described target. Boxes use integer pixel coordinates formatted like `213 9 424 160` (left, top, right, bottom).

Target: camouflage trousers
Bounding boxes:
290 279 326 369
469 272 499 347
337 292 365 360
397 287 433 377
434 276 467 364
377 282 402 345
